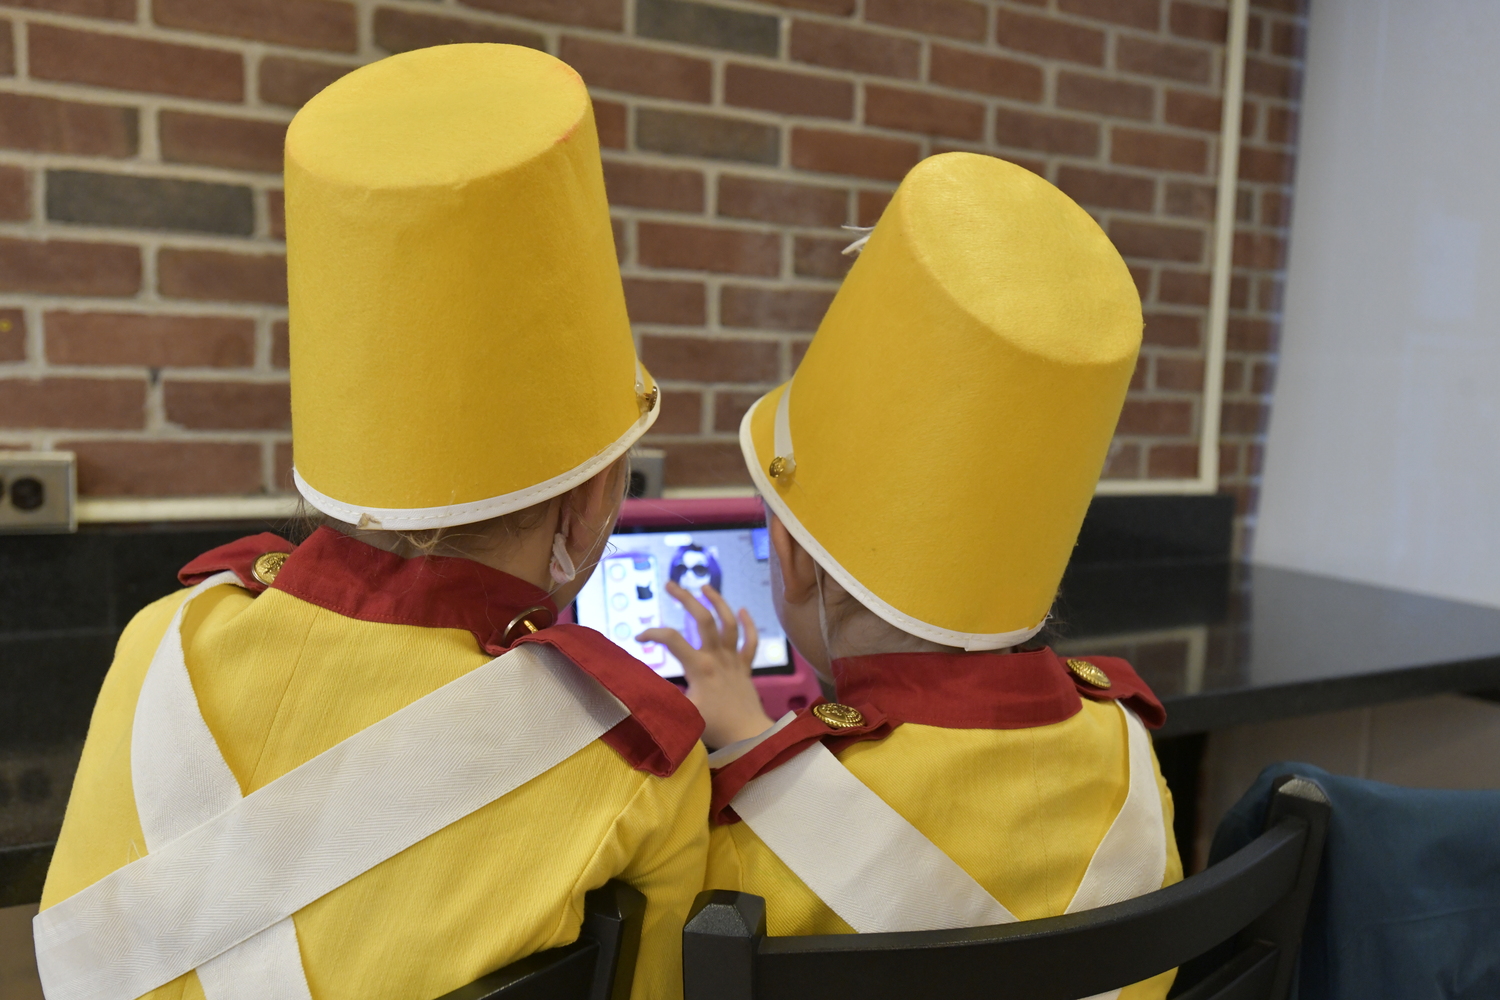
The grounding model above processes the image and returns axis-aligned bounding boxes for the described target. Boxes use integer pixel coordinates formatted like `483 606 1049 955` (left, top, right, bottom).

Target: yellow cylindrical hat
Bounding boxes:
284 44 656 530
742 153 1141 649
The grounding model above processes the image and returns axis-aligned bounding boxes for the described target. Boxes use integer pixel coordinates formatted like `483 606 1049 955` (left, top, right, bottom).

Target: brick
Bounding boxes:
1142 311 1201 347
1218 441 1241 478
1265 105 1298 145
46 170 253 236
268 190 284 239
459 0 621 31
790 338 812 368
721 286 833 331
1154 354 1204 390
1157 269 1208 306
637 0 778 56
0 164 26 220
714 388 770 433
637 109 779 165
595 99 626 149
1232 231 1285 269
623 278 705 325
928 45 1042 101
1169 1 1224 41
641 334 780 382
752 0 851 13
0 377 145 429
1060 0 1158 29
259 55 352 108
638 223 779 276
0 237 139 296
1244 56 1299 99
661 441 752 486
1163 181 1213 219
603 161 704 212
1128 265 1151 299
1100 442 1141 479
865 85 984 141
30 25 243 102
1057 72 1153 121
159 112 285 174
793 235 853 279
1 0 134 18
612 216 627 262
1116 37 1211 83
1270 20 1305 58
46 311 255 367
1112 128 1208 173
791 128 920 181
995 9 1104 66
1118 399 1192 435
1111 220 1203 263
1251 361 1275 395
994 107 1098 156
1245 13 1264 50
1239 145 1293 183
559 36 710 102
165 380 290 429
155 0 354 51
1165 90 1224 132
0 93 137 156
271 319 289 367
159 248 287 304
724 64 853 120
1261 190 1291 227
865 0 985 42
649 390 703 434
1129 354 1147 389
274 440 294 488
856 189 893 226
63 439 263 496
1227 316 1275 352
0 309 23 361
790 20 920 79
373 7 542 54
1220 400 1267 435
1147 444 1198 478
0 19 10 75
719 175 845 227
1056 166 1154 212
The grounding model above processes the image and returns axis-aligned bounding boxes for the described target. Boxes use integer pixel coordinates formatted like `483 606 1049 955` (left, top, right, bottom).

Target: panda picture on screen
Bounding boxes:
574 528 790 680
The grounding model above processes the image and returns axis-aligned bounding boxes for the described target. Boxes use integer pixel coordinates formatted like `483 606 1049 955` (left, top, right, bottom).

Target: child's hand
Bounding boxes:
637 581 776 749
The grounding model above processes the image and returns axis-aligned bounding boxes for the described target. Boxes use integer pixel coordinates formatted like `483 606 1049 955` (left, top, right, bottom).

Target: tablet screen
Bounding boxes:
574 526 790 680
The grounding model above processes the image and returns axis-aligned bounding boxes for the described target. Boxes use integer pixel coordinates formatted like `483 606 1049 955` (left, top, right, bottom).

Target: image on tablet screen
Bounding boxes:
574 527 789 680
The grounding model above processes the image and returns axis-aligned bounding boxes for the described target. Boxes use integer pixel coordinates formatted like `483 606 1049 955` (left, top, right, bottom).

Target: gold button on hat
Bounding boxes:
252 552 290 587
811 703 866 729
1066 658 1112 689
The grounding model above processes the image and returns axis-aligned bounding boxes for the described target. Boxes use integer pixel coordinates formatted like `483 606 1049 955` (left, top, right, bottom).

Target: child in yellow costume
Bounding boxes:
35 45 709 1000
644 153 1183 999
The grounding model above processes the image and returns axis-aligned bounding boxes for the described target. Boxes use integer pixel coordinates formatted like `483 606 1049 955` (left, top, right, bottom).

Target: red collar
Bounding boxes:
177 527 704 776
708 648 1164 824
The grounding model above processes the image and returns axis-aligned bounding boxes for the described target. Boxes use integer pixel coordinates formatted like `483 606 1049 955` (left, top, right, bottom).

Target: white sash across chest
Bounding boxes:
33 573 630 1000
726 703 1167 1000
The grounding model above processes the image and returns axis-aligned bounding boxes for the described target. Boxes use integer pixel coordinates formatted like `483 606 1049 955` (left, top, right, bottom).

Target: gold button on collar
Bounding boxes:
1066 658 1112 689
811 702 865 729
251 551 289 587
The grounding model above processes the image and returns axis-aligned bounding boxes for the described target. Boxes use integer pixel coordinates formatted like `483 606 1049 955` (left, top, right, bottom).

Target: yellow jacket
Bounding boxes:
705 649 1182 999
42 527 709 1000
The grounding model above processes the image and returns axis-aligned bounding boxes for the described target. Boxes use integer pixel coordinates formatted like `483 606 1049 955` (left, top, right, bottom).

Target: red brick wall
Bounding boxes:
0 0 1303 547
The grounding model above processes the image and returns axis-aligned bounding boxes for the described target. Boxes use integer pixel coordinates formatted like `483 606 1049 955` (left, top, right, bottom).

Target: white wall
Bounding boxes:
1255 0 1500 607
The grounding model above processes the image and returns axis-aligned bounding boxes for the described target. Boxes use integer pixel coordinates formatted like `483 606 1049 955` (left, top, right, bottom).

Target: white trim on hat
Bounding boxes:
294 368 660 531
740 385 1046 652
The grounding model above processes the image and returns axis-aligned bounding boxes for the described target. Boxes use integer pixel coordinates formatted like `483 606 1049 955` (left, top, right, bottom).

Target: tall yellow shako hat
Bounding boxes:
284 44 657 530
742 153 1141 650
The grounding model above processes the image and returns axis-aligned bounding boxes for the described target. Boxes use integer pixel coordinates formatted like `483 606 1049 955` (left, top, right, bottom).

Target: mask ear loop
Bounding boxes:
549 510 577 585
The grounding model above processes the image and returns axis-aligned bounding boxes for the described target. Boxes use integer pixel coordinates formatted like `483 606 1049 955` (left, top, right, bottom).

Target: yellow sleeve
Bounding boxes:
575 742 711 1000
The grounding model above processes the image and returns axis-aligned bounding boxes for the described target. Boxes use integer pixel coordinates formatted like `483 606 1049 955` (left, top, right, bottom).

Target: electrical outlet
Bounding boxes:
628 447 665 499
0 451 77 533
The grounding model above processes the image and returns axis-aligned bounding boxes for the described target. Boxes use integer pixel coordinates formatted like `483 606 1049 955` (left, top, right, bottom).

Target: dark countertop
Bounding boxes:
1055 561 1500 738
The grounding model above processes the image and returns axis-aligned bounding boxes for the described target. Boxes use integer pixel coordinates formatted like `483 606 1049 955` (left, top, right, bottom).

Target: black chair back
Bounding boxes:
683 775 1329 1000
1 843 644 1000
